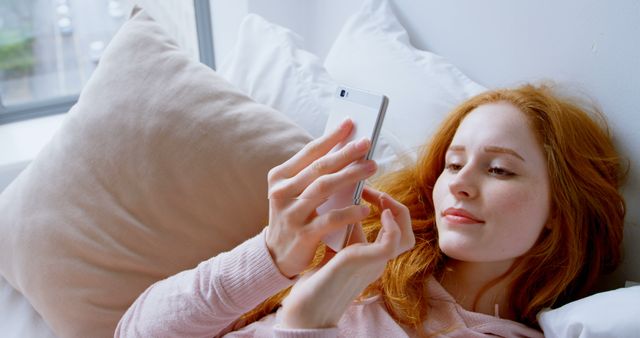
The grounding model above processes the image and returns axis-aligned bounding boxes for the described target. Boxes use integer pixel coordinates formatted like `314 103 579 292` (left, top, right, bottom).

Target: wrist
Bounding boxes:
279 304 337 329
265 227 298 279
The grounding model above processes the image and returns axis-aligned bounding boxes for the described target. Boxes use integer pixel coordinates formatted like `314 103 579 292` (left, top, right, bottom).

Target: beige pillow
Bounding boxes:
0 7 311 338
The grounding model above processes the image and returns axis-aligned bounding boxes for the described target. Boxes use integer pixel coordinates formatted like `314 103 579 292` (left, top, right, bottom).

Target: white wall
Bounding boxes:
210 0 249 65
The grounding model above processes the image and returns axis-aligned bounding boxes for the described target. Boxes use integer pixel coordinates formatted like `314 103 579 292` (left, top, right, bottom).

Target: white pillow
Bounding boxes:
218 13 332 139
218 13 405 176
324 0 486 155
538 286 640 338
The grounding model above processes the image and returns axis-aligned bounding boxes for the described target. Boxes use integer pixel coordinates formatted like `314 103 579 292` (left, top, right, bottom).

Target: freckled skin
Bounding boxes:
432 102 551 264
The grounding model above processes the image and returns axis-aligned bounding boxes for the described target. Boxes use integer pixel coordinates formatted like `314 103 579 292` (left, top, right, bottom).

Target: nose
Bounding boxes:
448 167 478 199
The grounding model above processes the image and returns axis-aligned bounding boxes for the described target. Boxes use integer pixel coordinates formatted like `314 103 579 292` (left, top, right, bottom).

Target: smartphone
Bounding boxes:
317 85 389 251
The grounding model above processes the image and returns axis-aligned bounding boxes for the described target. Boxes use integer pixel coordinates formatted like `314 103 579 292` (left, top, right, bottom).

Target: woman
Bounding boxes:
116 84 625 337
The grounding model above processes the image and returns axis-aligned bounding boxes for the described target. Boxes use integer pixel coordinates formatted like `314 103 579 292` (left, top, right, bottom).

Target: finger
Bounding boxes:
380 195 412 240
361 186 384 209
273 118 353 179
372 209 402 258
284 138 371 197
363 190 404 254
340 212 400 263
376 209 399 243
299 160 377 200
362 187 411 226
306 204 371 241
341 212 396 262
366 188 415 252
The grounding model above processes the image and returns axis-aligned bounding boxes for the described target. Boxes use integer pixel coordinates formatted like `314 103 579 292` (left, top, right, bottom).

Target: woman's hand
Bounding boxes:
265 118 378 278
279 186 415 329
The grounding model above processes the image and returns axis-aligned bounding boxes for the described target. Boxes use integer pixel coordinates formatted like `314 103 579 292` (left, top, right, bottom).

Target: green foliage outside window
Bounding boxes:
0 0 36 78
0 29 35 76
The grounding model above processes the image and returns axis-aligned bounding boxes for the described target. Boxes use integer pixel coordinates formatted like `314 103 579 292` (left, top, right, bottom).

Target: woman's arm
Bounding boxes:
115 228 296 337
117 118 379 337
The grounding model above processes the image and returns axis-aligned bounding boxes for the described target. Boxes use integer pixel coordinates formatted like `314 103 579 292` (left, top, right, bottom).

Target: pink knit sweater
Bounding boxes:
115 229 543 337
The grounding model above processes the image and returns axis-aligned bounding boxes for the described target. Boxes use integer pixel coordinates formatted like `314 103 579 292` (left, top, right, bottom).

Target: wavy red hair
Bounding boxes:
237 83 626 334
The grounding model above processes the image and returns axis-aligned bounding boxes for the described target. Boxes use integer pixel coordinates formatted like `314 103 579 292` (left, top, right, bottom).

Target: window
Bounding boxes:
0 0 214 124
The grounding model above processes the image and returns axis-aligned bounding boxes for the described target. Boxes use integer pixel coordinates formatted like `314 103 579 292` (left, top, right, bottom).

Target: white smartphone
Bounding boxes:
317 85 389 251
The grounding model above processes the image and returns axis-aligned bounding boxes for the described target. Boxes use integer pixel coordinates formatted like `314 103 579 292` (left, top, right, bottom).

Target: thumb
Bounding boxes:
375 209 400 245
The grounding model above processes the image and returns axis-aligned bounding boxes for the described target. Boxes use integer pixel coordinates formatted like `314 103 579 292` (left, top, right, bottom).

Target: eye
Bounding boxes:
445 163 463 172
488 166 515 177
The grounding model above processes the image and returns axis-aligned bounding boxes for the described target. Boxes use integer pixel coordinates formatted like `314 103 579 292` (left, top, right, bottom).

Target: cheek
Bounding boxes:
490 185 550 246
432 173 447 210
496 188 530 210
493 186 548 220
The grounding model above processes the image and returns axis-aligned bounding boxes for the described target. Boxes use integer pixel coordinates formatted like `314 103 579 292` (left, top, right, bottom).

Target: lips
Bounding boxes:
442 207 485 224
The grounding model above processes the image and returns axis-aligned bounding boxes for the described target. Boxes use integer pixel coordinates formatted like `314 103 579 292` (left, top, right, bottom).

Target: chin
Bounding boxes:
438 238 481 261
441 250 480 262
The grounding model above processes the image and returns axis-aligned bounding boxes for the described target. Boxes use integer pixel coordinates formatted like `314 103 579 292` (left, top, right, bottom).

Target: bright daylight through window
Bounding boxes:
0 0 131 118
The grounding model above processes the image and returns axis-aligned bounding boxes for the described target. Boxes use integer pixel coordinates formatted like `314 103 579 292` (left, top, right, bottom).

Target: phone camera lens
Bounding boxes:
340 89 346 97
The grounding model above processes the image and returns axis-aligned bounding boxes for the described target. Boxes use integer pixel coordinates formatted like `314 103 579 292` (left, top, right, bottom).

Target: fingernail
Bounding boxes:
365 160 377 172
356 138 370 151
361 205 370 216
341 117 352 129
379 194 387 207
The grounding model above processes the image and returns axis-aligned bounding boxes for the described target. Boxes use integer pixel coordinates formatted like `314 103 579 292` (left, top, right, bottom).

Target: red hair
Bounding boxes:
238 84 626 334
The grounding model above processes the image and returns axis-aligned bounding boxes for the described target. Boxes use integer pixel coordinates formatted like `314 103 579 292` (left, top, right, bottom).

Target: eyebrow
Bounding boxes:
448 145 526 162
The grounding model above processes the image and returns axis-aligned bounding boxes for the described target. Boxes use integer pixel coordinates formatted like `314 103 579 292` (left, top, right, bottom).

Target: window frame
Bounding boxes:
0 0 215 125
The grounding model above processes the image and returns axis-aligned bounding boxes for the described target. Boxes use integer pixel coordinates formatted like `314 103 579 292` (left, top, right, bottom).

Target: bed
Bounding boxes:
0 1 638 337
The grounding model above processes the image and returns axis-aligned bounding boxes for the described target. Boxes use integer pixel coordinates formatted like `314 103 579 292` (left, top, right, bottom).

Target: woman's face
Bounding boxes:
432 102 550 264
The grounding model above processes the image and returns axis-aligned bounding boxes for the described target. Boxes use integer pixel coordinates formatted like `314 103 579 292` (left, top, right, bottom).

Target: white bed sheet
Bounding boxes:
0 275 56 338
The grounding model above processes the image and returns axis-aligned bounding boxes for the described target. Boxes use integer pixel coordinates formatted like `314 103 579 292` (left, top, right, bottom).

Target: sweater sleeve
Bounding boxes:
273 326 339 338
115 227 296 338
